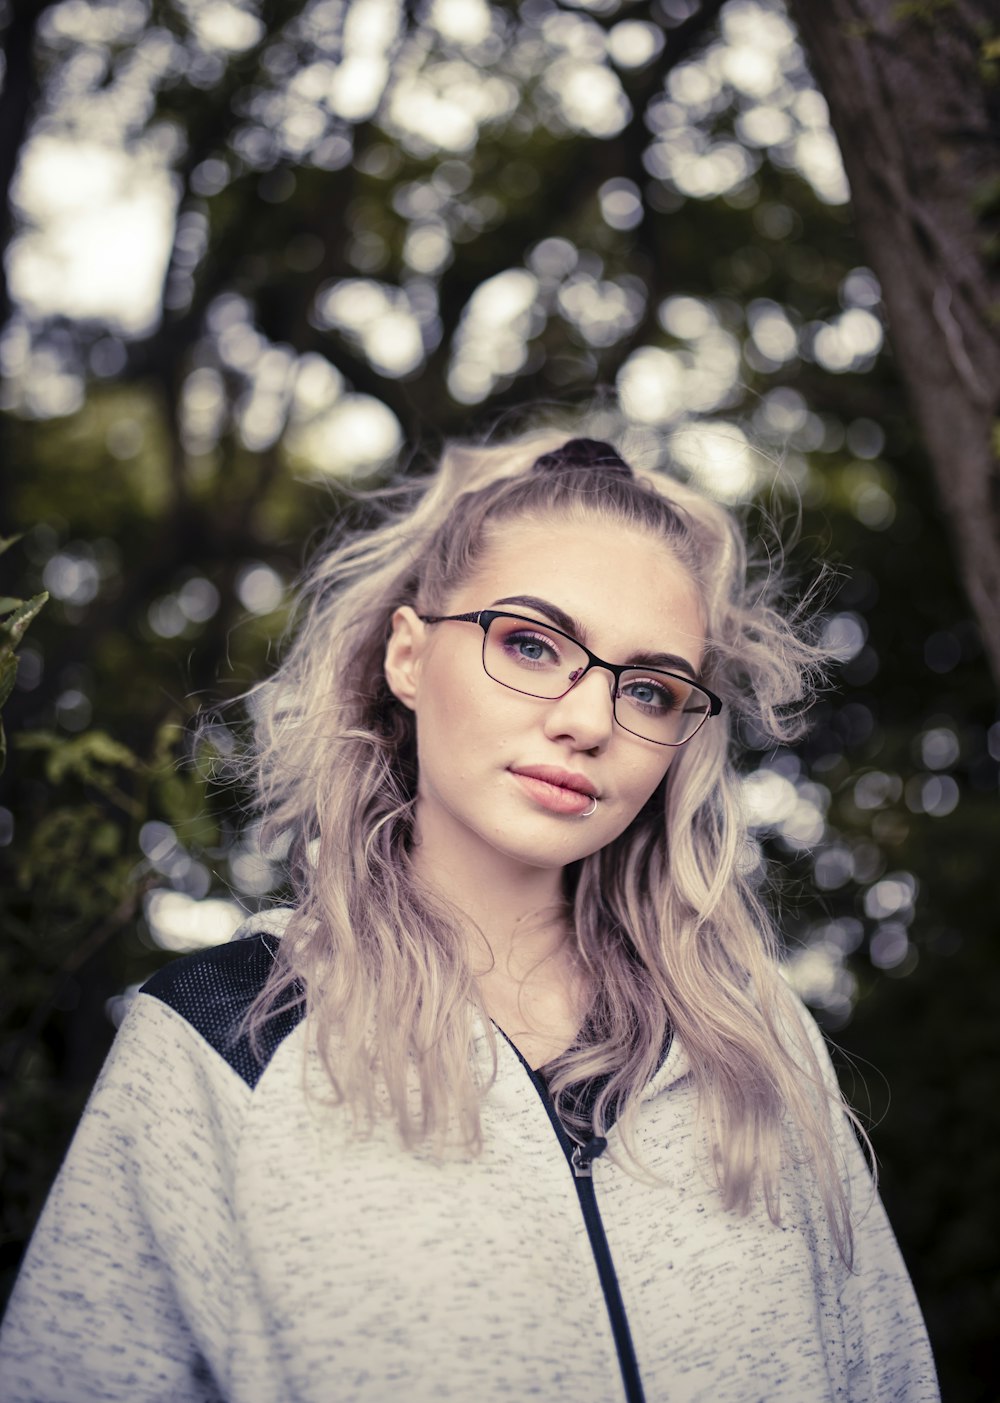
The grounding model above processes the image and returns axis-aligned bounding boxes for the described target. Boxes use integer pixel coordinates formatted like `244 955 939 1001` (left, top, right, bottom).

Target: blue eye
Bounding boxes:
618 676 682 713
499 629 561 669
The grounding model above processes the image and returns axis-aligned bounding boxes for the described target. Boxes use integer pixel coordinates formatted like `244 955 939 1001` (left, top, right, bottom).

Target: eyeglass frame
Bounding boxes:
417 608 722 747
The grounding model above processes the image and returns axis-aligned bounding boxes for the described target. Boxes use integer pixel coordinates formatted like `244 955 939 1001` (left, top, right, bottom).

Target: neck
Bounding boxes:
408 803 591 1066
412 797 583 970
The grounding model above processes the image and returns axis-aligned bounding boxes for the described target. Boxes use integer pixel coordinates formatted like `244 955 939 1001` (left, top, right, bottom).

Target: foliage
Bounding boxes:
0 0 997 1395
0 535 47 775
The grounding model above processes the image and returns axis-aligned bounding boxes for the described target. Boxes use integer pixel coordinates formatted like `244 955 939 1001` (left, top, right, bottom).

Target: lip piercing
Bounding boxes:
580 796 598 818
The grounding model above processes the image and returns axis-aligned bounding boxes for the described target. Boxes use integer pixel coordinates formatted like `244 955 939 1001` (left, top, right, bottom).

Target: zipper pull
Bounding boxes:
571 1135 608 1178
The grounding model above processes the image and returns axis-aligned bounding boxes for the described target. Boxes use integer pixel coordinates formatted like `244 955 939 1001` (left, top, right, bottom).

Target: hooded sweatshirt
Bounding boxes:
0 928 938 1403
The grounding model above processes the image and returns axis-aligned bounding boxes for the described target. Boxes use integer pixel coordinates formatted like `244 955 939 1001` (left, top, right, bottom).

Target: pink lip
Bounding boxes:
509 765 600 816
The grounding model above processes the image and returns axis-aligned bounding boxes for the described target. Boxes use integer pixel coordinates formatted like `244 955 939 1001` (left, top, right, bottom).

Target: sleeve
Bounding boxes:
0 993 249 1403
789 991 940 1403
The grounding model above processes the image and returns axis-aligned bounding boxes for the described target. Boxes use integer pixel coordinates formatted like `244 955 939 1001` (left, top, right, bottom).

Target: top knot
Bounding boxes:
531 438 634 478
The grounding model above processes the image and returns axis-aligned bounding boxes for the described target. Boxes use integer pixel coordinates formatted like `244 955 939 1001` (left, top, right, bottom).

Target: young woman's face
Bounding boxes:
385 513 708 874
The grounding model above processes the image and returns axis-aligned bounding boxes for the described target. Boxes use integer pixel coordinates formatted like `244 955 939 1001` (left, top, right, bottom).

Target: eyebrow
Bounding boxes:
489 594 699 679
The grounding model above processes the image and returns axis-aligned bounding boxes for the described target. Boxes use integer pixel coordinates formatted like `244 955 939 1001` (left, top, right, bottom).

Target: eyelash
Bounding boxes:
503 629 562 664
619 677 678 712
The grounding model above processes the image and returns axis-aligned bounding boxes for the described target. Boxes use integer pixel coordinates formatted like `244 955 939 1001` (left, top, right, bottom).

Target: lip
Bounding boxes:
508 765 600 817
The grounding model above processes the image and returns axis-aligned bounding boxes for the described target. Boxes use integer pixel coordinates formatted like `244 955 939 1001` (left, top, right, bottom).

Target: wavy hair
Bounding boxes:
242 426 863 1262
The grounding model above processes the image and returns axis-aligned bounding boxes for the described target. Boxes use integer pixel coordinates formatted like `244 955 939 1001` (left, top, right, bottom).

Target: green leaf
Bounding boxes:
23 728 140 785
75 731 142 769
0 534 23 559
0 592 48 650
15 728 61 753
92 822 123 858
0 596 25 614
0 652 18 710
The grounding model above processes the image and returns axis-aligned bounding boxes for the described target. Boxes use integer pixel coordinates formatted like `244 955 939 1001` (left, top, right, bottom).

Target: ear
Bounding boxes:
383 606 428 711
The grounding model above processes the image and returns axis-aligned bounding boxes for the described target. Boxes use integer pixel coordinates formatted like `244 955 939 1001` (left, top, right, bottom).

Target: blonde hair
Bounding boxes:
243 426 863 1262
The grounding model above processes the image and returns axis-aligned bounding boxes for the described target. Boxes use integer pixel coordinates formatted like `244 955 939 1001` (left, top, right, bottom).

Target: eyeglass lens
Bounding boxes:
483 615 711 745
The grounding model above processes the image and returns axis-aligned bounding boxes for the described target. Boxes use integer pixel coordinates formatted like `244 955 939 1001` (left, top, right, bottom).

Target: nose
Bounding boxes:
542 665 616 750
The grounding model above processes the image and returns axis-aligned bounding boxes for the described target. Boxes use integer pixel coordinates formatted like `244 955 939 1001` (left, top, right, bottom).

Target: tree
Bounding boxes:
790 0 1000 686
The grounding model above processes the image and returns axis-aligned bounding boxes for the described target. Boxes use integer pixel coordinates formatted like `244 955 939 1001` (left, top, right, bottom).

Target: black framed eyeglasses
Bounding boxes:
419 609 722 747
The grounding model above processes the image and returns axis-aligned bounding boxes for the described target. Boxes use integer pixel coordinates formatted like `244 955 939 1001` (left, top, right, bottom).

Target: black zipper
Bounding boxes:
496 1031 646 1403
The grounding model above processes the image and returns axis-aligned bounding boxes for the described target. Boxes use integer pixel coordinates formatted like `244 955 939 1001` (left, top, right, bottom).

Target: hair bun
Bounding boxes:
531 437 633 477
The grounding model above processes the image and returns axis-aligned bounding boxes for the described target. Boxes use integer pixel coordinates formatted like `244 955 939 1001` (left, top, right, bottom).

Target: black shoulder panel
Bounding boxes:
140 934 305 1089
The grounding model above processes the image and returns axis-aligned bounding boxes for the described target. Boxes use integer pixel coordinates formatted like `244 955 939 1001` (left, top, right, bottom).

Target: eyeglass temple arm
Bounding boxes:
418 612 485 626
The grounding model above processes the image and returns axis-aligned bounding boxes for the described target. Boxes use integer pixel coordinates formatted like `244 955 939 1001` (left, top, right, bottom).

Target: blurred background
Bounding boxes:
0 0 998 1396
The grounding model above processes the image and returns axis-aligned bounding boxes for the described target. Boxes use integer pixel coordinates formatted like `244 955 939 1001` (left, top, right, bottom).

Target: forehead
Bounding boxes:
450 513 706 664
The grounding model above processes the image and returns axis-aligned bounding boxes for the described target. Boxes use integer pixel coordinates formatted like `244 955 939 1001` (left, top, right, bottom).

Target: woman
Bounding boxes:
0 433 937 1402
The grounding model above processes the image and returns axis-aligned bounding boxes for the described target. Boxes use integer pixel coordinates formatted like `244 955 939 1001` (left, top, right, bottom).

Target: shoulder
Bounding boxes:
140 928 304 1089
773 981 841 1084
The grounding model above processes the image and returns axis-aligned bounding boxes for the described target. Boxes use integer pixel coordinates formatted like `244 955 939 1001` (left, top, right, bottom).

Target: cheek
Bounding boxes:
620 753 674 813
414 664 506 776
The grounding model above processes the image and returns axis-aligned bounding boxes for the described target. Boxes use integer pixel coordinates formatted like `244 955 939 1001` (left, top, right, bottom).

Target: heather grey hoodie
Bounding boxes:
0 929 938 1403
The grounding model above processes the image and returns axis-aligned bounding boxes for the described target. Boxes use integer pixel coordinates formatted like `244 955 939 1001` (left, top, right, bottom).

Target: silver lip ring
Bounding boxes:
580 796 598 818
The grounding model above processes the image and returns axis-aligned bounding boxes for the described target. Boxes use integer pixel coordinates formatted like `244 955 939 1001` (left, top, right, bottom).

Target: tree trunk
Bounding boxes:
790 0 1000 690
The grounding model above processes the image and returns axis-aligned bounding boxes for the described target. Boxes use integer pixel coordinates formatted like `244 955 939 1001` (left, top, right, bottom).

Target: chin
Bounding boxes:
493 824 616 870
